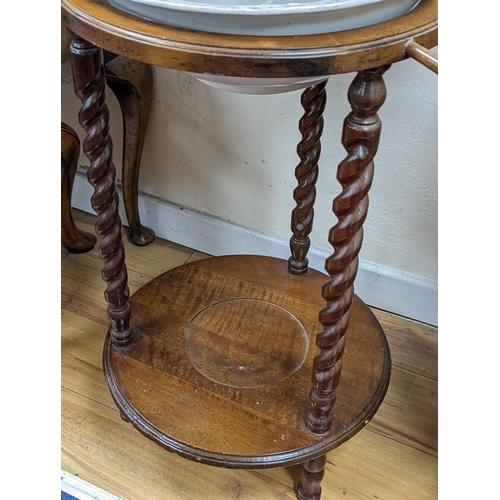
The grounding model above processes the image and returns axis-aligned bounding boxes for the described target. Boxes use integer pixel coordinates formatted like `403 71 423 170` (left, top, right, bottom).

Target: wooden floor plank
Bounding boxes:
367 366 438 456
62 310 112 407
62 390 296 500
261 430 437 500
62 387 437 500
371 308 437 380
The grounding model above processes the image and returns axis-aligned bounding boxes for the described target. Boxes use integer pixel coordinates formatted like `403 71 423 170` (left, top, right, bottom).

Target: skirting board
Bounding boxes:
61 470 121 500
72 172 438 326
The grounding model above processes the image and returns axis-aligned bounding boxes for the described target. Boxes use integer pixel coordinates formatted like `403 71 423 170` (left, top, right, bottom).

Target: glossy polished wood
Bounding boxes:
298 455 327 500
405 40 438 74
69 34 133 346
307 66 389 435
104 255 391 468
289 81 327 276
61 0 437 77
61 122 97 253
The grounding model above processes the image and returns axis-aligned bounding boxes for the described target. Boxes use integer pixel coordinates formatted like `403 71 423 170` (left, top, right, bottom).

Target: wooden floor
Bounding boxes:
62 209 438 500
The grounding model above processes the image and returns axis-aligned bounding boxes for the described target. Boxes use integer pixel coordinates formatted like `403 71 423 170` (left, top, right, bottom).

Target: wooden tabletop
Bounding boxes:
62 0 437 77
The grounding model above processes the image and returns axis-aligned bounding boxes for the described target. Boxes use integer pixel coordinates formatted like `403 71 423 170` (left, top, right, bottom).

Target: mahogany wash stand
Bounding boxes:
62 1 437 498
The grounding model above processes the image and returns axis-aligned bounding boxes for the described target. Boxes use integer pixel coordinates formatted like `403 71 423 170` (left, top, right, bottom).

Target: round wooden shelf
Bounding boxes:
104 255 391 469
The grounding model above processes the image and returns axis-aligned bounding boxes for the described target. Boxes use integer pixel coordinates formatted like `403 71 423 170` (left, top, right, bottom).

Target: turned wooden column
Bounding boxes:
307 65 390 435
69 34 134 347
289 80 327 275
297 454 327 500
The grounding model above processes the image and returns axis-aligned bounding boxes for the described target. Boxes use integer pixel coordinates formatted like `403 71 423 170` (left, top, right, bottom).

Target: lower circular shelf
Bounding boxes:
104 255 391 469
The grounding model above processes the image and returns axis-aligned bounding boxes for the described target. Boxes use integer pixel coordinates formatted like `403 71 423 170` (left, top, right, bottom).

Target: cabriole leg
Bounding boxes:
61 122 97 253
307 66 390 434
69 34 134 347
288 80 327 275
105 54 155 246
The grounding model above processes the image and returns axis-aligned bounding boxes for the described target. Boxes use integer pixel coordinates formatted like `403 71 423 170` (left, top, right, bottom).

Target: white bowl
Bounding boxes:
107 0 423 93
189 74 329 94
107 0 422 36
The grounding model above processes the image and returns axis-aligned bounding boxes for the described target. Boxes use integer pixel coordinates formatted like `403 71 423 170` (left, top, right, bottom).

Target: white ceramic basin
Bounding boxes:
108 0 422 36
188 74 331 94
107 0 423 93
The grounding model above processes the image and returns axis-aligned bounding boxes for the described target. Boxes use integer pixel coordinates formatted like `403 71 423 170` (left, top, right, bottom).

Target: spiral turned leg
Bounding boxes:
297 455 327 500
307 66 390 435
288 80 327 275
69 34 134 347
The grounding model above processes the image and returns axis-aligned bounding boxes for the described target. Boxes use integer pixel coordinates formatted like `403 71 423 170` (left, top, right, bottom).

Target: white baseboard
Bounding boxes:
72 172 437 326
61 470 121 500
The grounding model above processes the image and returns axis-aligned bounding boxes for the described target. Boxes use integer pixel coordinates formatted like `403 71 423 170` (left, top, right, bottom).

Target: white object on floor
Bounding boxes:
61 470 122 500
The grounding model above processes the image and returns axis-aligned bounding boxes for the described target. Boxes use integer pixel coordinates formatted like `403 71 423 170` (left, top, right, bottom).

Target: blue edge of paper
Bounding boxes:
62 492 79 500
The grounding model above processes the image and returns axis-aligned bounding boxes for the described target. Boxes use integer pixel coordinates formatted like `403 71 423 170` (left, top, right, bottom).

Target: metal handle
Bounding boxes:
405 41 438 74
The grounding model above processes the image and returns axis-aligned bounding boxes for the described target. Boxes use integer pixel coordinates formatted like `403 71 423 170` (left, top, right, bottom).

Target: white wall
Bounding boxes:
61 53 438 325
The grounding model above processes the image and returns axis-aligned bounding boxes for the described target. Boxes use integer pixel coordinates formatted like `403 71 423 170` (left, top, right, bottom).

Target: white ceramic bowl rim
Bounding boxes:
128 0 395 16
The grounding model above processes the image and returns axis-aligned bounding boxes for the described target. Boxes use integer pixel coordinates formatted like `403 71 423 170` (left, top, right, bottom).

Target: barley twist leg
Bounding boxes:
69 34 134 347
289 80 327 275
307 66 390 434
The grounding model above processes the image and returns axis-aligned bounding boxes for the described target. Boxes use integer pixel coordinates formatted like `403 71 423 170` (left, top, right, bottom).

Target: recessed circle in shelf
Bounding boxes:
185 298 309 388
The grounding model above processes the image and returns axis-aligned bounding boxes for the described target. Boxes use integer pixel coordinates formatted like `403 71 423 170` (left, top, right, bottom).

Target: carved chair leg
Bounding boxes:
61 122 97 253
307 66 390 434
297 454 327 500
105 54 155 246
69 34 134 347
288 80 327 275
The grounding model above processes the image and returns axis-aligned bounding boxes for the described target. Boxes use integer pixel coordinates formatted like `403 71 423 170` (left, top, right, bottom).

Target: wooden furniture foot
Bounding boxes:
69 34 134 347
289 80 327 275
104 53 155 246
297 455 327 500
61 122 97 253
307 66 390 434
